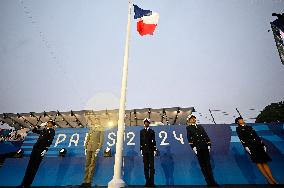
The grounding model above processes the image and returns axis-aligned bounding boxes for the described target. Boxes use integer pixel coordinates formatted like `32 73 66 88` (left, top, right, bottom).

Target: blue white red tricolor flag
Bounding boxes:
133 4 159 36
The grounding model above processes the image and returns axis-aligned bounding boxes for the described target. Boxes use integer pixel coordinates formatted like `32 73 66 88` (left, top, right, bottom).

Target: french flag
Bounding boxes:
133 4 159 36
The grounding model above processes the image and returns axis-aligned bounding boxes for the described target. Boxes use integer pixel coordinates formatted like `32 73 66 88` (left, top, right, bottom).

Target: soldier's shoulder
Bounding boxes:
236 126 246 132
49 129 55 134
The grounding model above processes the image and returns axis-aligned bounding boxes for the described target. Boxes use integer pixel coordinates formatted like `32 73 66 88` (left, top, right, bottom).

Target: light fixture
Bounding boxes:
59 148 67 157
14 149 24 158
108 121 114 127
104 147 112 157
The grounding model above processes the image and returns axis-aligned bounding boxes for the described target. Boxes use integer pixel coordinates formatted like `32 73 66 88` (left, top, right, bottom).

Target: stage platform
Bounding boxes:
1 124 283 187
1 185 284 188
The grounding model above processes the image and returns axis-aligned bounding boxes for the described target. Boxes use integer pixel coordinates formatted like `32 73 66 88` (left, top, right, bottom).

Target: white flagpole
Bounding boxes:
108 0 131 187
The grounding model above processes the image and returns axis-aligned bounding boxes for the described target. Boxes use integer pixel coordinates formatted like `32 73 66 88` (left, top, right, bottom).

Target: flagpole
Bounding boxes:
108 0 131 187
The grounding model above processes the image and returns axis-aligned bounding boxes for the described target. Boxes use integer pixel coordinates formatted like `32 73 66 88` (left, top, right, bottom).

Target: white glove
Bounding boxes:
245 147 251 154
154 150 157 156
140 150 143 156
193 147 197 154
208 146 211 152
95 149 100 156
264 146 267 152
41 150 47 157
105 147 111 152
40 122 47 127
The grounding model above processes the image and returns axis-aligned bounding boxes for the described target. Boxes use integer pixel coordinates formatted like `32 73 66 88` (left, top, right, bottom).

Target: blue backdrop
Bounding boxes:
0 123 283 186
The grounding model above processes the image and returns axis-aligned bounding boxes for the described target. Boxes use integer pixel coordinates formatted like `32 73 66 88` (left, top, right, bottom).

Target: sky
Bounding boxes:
0 0 284 124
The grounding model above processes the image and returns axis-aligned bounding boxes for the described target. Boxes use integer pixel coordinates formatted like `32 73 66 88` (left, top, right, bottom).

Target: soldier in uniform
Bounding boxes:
140 118 157 187
18 120 56 188
235 117 278 185
80 113 104 187
186 115 219 187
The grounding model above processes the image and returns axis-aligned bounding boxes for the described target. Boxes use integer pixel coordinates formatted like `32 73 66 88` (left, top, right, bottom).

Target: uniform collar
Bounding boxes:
145 127 150 131
190 124 197 128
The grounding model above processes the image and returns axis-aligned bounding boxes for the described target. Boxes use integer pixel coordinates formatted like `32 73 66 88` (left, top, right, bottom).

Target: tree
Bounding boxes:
255 101 284 123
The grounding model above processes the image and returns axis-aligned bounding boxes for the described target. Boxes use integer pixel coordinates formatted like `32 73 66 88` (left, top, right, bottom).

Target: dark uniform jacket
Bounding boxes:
32 127 55 150
186 124 211 150
236 125 264 148
140 128 157 151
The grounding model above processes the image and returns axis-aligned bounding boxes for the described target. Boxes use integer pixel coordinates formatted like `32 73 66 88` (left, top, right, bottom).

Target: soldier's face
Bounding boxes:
46 122 54 128
188 117 196 125
237 119 245 126
144 121 150 127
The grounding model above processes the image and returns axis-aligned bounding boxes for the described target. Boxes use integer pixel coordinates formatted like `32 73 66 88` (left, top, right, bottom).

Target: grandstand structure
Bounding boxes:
0 107 195 129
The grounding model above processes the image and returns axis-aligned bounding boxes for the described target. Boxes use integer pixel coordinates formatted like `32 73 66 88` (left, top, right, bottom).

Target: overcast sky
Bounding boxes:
0 0 284 124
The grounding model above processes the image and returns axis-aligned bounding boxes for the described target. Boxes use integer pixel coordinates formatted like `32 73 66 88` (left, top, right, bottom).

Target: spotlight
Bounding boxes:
104 147 112 157
14 149 24 158
108 121 114 127
59 148 67 157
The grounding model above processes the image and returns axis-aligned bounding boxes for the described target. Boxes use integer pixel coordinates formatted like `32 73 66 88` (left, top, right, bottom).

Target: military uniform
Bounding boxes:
236 125 271 163
20 126 55 188
140 127 157 186
82 128 104 185
186 124 218 187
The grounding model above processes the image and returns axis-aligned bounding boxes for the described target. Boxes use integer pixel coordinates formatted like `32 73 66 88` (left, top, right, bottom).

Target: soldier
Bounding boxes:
186 115 219 187
18 120 56 188
235 117 278 185
140 118 157 187
80 113 104 187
